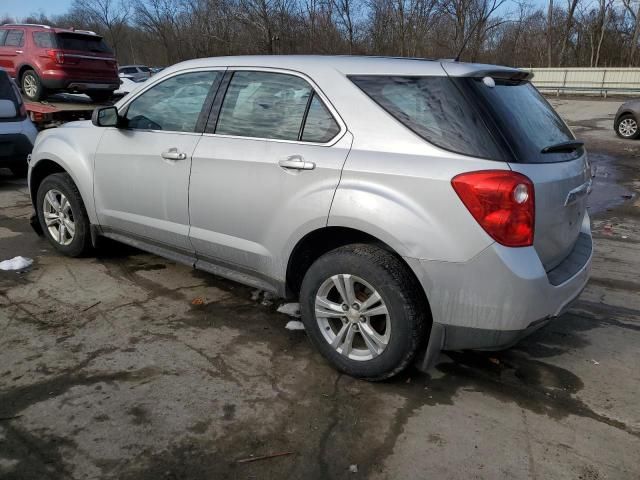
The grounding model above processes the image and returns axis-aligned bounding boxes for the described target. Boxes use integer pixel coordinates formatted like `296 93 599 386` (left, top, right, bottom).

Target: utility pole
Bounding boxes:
547 0 554 67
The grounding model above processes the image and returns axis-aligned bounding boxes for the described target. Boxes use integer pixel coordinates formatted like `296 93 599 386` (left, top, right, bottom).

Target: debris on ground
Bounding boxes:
349 464 359 473
191 296 205 305
488 357 500 365
592 359 600 365
82 301 101 312
236 451 294 463
262 291 276 306
277 302 301 318
251 289 262 301
285 321 305 331
0 256 33 271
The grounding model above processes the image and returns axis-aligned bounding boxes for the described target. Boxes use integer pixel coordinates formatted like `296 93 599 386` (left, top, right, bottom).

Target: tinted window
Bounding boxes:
0 30 7 46
5 30 24 47
139 66 151 72
216 71 311 140
350 75 507 161
120 67 135 74
125 71 221 132
462 78 580 163
0 70 22 118
55 33 111 53
33 31 56 48
302 94 340 142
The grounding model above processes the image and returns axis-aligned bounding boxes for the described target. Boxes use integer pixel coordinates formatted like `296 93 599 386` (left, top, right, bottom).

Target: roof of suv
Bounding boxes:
159 55 525 78
2 23 100 37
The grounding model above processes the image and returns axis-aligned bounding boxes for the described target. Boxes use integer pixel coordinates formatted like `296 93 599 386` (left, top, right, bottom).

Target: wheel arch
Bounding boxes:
285 226 432 319
17 63 39 83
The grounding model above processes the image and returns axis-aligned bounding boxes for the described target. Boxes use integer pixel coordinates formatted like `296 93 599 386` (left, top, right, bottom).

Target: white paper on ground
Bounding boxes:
285 321 305 331
277 302 301 318
0 256 33 271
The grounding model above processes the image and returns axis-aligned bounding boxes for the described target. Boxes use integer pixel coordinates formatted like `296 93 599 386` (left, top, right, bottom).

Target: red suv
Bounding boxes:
0 24 119 102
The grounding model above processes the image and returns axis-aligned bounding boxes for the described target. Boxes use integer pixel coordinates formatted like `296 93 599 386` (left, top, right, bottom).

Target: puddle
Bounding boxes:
587 153 633 214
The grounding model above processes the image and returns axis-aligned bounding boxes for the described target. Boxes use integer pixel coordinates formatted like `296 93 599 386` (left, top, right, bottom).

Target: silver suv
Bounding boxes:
28 56 593 380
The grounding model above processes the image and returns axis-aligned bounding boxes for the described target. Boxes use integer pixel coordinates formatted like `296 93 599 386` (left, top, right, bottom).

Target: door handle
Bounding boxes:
161 148 187 161
278 156 315 171
15 50 23 54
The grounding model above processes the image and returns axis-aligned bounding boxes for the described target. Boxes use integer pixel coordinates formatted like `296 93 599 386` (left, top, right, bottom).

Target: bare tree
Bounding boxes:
71 0 130 55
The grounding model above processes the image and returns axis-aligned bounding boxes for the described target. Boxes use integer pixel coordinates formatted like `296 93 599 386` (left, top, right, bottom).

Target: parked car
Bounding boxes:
115 73 146 96
0 24 119 102
614 99 640 139
0 69 36 176
118 65 153 82
27 56 593 380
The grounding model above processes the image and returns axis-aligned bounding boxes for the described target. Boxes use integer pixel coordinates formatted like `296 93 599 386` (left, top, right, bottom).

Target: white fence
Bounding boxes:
522 67 640 96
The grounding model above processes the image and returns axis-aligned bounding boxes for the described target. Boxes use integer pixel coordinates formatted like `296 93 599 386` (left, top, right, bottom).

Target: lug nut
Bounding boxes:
352 303 360 310
342 304 349 311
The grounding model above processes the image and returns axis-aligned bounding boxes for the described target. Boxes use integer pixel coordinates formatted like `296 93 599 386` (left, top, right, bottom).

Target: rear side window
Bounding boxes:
216 71 312 141
5 30 24 47
33 32 56 48
462 78 580 163
350 76 507 161
302 94 340 143
55 33 112 53
139 67 151 72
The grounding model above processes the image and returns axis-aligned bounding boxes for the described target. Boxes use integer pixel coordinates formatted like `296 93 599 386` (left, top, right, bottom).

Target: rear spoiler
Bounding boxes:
440 62 533 81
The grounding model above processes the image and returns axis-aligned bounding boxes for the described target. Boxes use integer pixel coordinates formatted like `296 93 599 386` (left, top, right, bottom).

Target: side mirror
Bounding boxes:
92 106 120 127
0 99 17 119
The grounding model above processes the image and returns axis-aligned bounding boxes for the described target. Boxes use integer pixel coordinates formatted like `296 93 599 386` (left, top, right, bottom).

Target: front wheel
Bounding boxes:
300 244 429 381
616 114 640 139
36 173 93 257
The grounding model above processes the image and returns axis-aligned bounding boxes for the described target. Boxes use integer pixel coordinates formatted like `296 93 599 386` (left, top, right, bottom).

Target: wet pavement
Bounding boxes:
1 98 639 479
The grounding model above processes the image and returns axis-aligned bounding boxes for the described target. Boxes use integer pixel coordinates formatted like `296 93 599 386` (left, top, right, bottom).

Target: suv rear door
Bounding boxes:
188 69 351 286
0 28 26 78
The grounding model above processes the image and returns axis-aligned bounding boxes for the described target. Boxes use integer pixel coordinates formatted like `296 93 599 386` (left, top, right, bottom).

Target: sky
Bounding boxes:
1 0 73 20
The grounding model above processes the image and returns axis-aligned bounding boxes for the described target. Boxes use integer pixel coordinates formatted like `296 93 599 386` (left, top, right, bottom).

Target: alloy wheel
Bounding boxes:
619 118 638 137
43 189 75 246
23 74 38 98
315 274 390 361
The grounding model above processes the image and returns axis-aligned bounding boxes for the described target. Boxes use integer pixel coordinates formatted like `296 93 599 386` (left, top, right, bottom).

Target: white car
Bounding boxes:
0 69 37 176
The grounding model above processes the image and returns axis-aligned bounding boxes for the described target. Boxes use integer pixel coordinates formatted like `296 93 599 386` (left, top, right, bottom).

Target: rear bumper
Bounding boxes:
40 72 119 92
408 215 592 351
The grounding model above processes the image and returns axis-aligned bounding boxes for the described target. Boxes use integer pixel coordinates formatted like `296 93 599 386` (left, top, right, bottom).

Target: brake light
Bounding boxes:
46 49 65 64
451 170 535 247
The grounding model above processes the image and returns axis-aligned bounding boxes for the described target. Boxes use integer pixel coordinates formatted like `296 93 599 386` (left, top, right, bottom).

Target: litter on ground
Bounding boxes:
277 302 301 317
285 321 305 331
0 256 33 271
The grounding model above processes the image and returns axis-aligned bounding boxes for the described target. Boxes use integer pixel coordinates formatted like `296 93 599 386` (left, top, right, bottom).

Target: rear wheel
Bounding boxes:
300 244 429 381
616 114 640 139
22 70 46 101
36 173 93 257
88 91 114 103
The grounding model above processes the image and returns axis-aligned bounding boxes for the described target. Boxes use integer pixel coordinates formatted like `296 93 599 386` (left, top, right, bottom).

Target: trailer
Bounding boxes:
24 93 113 129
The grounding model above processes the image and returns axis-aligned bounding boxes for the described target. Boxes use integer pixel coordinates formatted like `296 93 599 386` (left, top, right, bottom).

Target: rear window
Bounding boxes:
33 31 56 48
350 75 508 161
462 78 581 163
139 66 151 72
55 33 112 53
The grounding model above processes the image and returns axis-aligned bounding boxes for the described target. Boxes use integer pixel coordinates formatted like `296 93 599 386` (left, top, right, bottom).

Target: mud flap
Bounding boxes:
415 322 445 373
29 213 43 236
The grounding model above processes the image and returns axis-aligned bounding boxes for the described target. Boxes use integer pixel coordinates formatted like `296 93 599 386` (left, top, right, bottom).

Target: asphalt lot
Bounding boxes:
1 97 639 480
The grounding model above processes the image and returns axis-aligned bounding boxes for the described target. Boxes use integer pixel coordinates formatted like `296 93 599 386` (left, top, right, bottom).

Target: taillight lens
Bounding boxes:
451 170 535 247
46 49 65 64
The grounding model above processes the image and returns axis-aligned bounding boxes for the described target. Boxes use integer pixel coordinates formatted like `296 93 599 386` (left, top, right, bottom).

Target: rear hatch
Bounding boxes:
54 32 118 81
442 65 590 271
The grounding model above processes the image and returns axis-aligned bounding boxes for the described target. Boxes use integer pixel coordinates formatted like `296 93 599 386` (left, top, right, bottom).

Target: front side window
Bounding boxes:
125 71 221 132
350 75 507 161
216 71 313 141
33 32 56 48
0 30 8 46
5 30 24 47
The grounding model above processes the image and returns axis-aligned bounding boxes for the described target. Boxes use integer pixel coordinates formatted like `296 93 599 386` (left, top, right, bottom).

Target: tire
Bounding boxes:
36 172 93 257
88 91 114 103
9 162 28 178
615 114 640 139
299 244 429 381
22 70 46 101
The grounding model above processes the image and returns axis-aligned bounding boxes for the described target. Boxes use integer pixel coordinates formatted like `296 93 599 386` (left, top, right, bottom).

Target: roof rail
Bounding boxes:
2 23 51 29
72 29 98 35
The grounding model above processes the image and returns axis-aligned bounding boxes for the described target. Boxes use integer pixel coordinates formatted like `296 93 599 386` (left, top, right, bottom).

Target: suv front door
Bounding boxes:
189 69 352 288
0 28 25 78
93 69 224 256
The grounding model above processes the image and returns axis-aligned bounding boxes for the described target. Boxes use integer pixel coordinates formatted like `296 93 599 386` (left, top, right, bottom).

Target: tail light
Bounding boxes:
451 170 535 247
46 49 65 64
19 102 26 117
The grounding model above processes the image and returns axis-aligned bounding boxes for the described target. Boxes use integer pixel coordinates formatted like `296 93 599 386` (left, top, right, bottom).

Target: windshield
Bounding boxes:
462 78 581 163
55 33 112 53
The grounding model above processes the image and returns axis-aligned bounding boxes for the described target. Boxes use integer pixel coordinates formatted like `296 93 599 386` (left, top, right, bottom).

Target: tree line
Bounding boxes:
3 0 640 68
